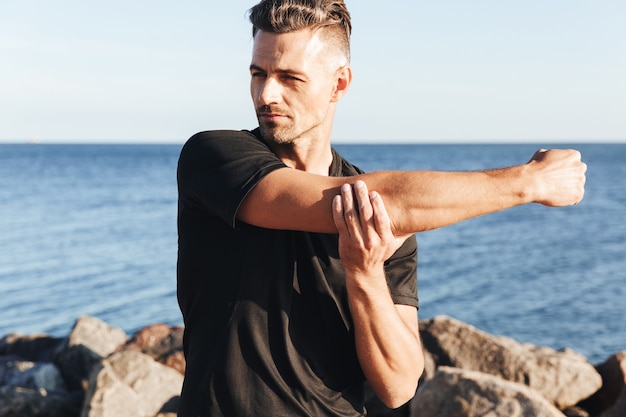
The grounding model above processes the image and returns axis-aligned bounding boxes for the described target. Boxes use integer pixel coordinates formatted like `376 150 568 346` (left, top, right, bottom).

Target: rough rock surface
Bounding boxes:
119 324 185 375
0 334 65 362
419 316 602 408
80 350 183 417
411 366 566 417
1 314 622 417
0 357 66 391
0 386 82 417
0 333 82 417
54 316 128 391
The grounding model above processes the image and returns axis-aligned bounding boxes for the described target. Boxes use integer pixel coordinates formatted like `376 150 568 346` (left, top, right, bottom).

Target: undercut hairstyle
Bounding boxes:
248 0 352 64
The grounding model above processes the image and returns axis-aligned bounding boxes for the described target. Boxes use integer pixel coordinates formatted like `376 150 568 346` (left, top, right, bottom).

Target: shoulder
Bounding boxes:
178 129 274 168
188 129 259 142
182 129 262 153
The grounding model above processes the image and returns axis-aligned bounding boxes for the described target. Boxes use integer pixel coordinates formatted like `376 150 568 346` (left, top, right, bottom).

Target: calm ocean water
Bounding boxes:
0 142 624 364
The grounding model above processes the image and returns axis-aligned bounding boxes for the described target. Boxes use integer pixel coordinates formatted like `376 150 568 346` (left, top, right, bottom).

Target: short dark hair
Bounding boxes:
248 0 351 64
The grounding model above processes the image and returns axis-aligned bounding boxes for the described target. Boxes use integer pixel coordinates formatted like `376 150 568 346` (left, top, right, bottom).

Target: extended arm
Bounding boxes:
332 181 423 408
238 149 586 234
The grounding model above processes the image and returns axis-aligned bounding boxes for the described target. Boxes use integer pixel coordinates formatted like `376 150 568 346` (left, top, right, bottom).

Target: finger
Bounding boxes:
370 191 393 239
332 195 347 234
354 180 374 229
569 149 582 162
340 183 360 240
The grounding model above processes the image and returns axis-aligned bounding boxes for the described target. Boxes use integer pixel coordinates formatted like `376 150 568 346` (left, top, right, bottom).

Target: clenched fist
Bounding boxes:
526 149 587 207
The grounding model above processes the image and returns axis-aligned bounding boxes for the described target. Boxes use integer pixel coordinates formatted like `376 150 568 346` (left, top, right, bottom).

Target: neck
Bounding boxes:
271 138 333 176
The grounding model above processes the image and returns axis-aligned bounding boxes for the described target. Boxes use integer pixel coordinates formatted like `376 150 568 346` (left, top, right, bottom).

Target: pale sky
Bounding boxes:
1 0 624 144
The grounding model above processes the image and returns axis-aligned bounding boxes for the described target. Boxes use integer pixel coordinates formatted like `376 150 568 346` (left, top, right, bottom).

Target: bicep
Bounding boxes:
237 168 419 234
237 168 347 233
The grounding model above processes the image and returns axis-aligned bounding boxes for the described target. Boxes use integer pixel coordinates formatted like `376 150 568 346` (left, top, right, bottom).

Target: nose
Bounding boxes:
257 76 282 106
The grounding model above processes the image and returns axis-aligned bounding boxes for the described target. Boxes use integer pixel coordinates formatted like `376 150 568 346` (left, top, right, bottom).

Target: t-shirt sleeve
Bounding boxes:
177 130 287 228
385 235 419 309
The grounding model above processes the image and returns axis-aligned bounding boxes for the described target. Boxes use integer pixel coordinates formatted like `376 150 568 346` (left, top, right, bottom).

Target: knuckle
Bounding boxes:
344 207 356 218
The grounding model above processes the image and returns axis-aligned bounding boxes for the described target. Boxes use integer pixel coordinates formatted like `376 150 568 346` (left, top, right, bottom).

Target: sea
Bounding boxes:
0 142 624 364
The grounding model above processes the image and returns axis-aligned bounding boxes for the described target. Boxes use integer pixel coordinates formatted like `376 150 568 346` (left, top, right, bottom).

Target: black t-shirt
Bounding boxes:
177 129 418 417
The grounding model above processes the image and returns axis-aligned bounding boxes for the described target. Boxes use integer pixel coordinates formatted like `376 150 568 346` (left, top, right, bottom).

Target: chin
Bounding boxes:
259 126 297 145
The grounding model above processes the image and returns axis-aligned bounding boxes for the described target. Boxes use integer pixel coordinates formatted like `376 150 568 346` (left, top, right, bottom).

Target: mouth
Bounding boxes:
256 104 289 120
258 112 287 124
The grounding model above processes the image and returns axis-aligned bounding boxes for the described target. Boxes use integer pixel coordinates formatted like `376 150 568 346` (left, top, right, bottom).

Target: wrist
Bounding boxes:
344 267 389 296
514 163 538 205
494 163 535 206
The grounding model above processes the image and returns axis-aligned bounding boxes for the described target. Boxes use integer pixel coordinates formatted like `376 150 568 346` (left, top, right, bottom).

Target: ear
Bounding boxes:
331 65 352 103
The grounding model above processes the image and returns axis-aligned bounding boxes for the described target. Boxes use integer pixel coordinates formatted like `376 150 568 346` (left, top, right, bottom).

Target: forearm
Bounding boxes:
347 271 424 409
360 166 530 234
332 182 424 407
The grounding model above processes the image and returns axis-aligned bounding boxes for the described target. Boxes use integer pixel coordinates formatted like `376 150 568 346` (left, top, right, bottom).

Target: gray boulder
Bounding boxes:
419 316 602 408
54 316 128 391
0 357 66 391
0 333 65 362
80 350 183 417
411 366 566 417
0 386 82 417
0 333 79 417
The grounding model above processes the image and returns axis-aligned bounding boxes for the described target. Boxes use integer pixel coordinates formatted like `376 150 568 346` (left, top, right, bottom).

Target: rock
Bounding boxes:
0 333 65 362
599 386 626 417
0 386 82 417
562 406 590 417
63 316 129 359
120 324 183 357
161 350 185 375
1 315 614 417
419 316 602 408
0 357 66 391
156 395 179 416
80 350 183 417
54 316 128 391
578 351 626 416
119 324 185 374
410 366 566 417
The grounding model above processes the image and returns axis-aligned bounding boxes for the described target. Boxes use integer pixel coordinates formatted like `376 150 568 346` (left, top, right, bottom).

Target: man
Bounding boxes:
176 0 586 416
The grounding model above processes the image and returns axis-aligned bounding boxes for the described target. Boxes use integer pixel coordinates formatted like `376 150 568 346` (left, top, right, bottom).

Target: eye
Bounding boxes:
283 74 303 82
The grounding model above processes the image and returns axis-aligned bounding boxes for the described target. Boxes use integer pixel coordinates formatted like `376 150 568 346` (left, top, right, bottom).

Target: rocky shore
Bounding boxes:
0 315 623 417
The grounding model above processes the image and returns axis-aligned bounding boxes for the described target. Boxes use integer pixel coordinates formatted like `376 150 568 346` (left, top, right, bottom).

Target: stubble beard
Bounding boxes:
256 106 325 146
258 123 298 146
256 106 298 145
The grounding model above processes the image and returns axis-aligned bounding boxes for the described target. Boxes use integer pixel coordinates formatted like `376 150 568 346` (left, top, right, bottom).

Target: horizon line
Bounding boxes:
1 138 625 145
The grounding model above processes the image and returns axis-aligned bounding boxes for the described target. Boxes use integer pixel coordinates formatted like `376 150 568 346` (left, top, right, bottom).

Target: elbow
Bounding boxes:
377 379 420 410
365 336 425 408
375 365 423 409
